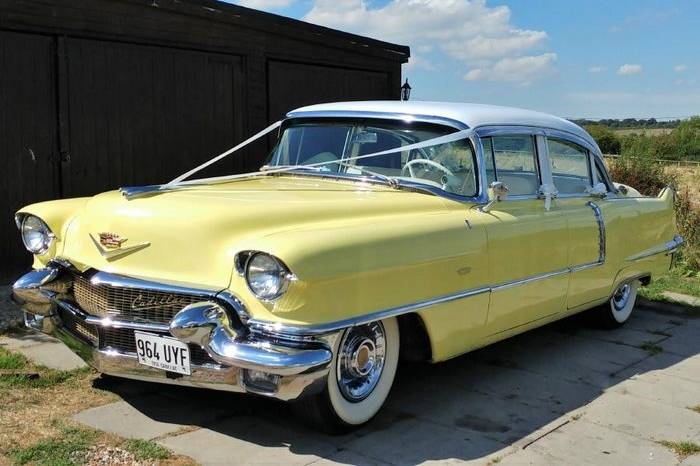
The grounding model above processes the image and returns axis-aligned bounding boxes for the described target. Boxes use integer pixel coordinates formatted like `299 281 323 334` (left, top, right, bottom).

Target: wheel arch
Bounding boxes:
397 313 432 362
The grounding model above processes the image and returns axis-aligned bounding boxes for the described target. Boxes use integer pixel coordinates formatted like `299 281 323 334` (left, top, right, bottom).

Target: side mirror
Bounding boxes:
480 181 509 212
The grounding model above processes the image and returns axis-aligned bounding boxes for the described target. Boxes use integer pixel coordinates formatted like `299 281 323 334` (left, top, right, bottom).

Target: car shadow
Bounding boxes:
93 302 700 464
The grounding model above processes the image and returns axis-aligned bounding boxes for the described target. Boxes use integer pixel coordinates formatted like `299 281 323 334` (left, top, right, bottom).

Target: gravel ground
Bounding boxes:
73 445 156 466
0 285 23 331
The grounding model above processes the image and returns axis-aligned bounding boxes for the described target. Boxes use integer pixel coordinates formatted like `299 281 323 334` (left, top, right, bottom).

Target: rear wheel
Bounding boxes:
594 280 640 328
294 317 399 434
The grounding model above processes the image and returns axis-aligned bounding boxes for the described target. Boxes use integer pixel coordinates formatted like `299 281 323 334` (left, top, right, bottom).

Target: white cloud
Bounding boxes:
674 64 687 73
236 0 294 8
464 53 556 85
617 64 642 75
304 0 554 85
588 66 604 73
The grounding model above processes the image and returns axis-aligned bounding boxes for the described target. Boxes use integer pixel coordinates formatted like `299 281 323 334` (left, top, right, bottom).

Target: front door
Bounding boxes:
480 134 569 334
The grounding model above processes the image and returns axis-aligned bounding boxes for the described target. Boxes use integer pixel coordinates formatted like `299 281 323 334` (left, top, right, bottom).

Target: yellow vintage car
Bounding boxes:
12 101 682 432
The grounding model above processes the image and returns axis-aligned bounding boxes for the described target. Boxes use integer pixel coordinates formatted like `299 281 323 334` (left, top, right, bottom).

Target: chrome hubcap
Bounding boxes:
337 322 386 402
612 283 632 311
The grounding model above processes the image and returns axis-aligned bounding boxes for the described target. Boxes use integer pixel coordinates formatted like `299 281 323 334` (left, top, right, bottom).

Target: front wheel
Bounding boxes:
293 317 399 434
594 280 640 328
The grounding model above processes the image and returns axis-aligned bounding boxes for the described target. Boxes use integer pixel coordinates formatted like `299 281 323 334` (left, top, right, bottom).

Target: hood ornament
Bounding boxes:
90 233 150 260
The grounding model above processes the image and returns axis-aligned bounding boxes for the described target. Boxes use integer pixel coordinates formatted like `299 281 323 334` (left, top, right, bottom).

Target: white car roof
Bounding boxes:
287 100 596 149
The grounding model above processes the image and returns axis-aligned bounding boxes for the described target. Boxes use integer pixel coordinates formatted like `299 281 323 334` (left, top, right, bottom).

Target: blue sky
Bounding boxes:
228 0 699 119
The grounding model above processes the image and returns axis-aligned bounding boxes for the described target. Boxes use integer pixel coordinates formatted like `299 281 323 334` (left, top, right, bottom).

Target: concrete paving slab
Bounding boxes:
473 335 639 388
388 381 570 446
575 326 668 348
306 449 392 466
0 333 86 370
340 411 508 465
681 454 700 466
448 363 602 415
0 332 59 349
158 417 338 466
614 352 700 383
625 315 683 335
662 292 700 308
608 371 700 410
657 325 700 357
501 418 678 466
582 391 700 443
73 396 227 440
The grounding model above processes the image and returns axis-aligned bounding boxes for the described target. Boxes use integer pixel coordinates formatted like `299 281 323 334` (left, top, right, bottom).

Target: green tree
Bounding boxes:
585 125 621 154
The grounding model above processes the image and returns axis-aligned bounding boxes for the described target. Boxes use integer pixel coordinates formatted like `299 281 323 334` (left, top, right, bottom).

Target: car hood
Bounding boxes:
59 176 449 289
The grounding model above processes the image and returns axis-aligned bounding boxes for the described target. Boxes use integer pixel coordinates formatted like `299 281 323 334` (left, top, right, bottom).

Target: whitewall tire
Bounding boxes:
294 317 399 433
596 280 640 328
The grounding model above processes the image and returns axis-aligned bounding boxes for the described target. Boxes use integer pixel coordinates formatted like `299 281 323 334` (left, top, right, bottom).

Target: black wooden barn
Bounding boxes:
0 0 409 281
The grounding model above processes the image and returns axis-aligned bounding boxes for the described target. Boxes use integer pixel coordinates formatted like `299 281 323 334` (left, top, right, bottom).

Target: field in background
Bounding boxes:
613 128 675 137
667 165 700 206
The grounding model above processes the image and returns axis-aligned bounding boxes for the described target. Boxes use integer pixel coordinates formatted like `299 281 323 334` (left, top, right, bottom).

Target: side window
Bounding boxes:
488 135 540 196
594 159 611 191
482 137 496 187
547 138 592 195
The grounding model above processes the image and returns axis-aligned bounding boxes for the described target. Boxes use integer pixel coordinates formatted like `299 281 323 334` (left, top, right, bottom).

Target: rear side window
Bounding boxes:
547 138 592 194
483 135 540 196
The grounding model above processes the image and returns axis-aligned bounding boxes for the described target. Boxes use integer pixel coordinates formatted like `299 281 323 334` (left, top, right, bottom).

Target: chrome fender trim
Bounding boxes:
625 234 684 262
170 302 334 376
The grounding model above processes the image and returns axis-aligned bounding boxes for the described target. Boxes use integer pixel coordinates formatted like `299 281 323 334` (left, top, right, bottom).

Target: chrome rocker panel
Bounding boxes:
12 266 335 401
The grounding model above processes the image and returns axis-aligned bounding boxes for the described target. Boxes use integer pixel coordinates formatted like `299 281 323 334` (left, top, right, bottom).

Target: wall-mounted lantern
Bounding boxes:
401 79 412 101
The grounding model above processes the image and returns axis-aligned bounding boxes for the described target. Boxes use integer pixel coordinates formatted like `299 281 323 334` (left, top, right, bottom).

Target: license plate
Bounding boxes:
134 331 191 375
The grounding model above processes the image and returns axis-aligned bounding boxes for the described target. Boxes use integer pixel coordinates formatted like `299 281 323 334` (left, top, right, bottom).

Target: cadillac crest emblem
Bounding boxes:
99 232 127 249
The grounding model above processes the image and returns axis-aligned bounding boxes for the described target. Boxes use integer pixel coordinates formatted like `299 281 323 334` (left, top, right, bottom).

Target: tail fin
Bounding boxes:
658 185 676 208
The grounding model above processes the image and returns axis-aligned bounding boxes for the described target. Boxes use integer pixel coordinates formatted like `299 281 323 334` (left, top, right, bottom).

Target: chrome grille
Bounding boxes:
73 275 202 324
58 306 99 345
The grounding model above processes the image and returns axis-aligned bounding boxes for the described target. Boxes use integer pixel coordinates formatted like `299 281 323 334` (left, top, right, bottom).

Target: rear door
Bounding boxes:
544 137 614 309
480 132 569 334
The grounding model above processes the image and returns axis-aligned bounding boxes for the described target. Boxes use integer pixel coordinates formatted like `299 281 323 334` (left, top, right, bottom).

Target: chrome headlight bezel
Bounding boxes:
17 214 55 255
243 252 294 301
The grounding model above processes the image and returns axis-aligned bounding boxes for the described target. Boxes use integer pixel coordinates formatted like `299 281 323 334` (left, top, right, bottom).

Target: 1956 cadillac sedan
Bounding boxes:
12 101 682 432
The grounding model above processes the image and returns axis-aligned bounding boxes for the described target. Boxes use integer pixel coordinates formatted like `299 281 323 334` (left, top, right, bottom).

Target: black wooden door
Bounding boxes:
267 60 391 121
0 31 60 281
62 39 245 197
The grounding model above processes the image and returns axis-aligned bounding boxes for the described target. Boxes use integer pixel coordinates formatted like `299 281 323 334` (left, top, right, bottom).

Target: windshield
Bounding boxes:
265 120 478 197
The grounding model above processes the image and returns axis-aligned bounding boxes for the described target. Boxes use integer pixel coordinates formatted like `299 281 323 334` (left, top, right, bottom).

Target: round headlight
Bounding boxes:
245 253 292 300
20 215 54 254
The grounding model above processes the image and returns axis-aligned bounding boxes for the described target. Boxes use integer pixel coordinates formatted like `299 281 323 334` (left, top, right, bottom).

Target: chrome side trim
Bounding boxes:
490 268 569 292
587 201 606 263
249 286 491 336
570 261 602 273
626 234 684 262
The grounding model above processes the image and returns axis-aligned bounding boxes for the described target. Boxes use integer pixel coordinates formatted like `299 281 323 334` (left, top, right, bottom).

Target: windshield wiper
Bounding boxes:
335 162 400 189
260 164 327 173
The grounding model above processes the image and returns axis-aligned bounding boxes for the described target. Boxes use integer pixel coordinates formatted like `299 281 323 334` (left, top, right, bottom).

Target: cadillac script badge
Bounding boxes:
99 232 127 249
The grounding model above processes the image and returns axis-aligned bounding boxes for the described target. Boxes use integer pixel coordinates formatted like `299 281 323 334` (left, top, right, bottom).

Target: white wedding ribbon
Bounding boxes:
166 120 283 187
165 126 473 189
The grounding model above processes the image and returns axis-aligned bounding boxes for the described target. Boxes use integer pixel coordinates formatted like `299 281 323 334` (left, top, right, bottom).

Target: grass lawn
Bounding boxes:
639 268 700 301
0 343 195 465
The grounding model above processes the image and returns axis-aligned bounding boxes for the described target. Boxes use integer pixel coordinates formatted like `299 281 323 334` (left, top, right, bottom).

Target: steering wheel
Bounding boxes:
402 158 454 178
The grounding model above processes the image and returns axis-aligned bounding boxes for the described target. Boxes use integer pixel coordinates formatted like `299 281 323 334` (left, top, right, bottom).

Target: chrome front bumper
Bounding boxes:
12 265 335 401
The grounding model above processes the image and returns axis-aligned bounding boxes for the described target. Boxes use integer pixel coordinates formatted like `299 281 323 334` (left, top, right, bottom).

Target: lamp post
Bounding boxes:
401 79 412 101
